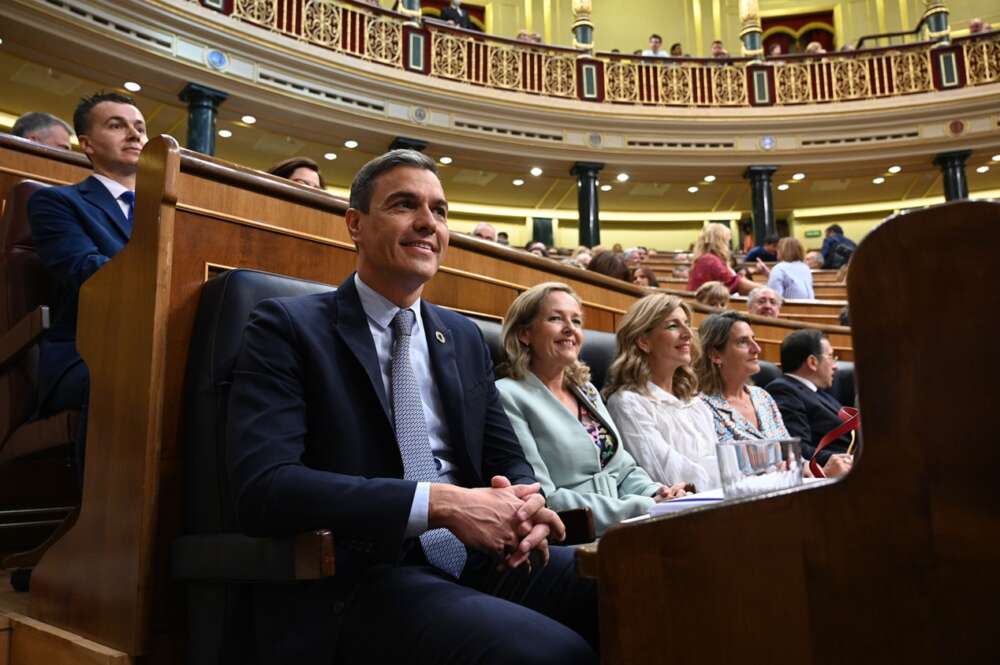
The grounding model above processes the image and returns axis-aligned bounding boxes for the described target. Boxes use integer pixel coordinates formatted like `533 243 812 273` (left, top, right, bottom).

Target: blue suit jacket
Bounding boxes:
28 175 131 412
226 275 536 664
764 375 851 464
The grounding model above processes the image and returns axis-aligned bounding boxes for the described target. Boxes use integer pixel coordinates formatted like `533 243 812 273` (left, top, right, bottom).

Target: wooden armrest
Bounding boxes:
0 306 48 371
171 529 335 582
558 507 596 546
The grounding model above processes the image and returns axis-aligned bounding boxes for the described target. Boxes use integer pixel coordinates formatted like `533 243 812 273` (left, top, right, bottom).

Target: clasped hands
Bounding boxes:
428 476 565 571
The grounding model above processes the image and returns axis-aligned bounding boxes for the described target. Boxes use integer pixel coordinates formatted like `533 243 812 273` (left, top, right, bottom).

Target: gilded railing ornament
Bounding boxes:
713 66 747 105
775 63 811 104
488 47 522 89
605 62 638 102
965 37 1000 85
303 0 341 46
233 0 276 28
543 56 577 97
659 64 693 105
366 17 402 65
831 58 870 99
431 33 468 79
892 51 933 93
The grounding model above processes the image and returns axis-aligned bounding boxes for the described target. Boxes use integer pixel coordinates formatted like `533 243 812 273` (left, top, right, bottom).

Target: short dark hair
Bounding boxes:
588 250 630 281
73 92 136 137
634 266 659 287
670 42 682 51
826 224 844 235
267 156 326 188
763 233 780 245
12 112 72 138
649 33 662 41
780 329 825 373
349 149 437 213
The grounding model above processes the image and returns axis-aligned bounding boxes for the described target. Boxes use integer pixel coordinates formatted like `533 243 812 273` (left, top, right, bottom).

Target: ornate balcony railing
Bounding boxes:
190 0 1000 108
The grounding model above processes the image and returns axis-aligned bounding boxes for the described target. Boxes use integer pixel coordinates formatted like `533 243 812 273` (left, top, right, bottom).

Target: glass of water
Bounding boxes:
715 439 803 499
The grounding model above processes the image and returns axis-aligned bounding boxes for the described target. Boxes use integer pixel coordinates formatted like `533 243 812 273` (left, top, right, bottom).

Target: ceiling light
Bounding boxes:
703 175 716 183
888 165 902 174
616 173 629 182
217 129 232 138
241 114 256 125
530 167 543 176
872 176 885 184
777 183 789 191
992 154 1000 162
123 81 141 92
792 172 805 181
439 156 453 165
323 152 337 160
344 139 358 149
512 178 525 186
976 165 990 174
600 184 612 192
687 186 699 193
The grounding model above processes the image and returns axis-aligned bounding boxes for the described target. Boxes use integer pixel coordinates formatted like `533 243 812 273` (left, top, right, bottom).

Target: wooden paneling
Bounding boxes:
9 614 130 665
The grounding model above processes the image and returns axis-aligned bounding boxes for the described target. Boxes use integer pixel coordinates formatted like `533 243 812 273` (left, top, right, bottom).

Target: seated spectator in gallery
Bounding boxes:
670 42 684 56
805 41 826 54
440 0 477 30
767 237 814 299
821 223 856 269
605 294 719 490
765 330 855 466
266 156 326 188
516 29 542 43
745 233 779 263
710 40 729 58
768 44 783 57
642 34 668 57
588 250 631 282
969 17 985 34
694 281 729 309
526 241 549 257
747 286 782 318
497 231 510 245
839 305 850 326
805 250 824 269
496 283 688 536
12 112 74 150
572 246 593 268
686 224 756 294
471 222 498 242
633 267 659 288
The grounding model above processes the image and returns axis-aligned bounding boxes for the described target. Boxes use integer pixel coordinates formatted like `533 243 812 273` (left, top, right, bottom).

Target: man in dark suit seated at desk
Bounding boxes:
28 92 147 474
227 149 598 665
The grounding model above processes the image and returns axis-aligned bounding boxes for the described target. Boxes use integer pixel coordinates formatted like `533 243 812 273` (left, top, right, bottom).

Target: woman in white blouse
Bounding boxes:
604 294 721 491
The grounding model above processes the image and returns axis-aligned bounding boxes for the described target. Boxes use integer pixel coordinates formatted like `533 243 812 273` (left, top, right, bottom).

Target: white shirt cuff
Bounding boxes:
404 481 430 538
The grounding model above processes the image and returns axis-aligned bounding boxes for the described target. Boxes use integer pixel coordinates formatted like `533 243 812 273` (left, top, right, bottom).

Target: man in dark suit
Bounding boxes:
227 150 597 664
440 0 477 30
28 92 147 471
766 329 854 467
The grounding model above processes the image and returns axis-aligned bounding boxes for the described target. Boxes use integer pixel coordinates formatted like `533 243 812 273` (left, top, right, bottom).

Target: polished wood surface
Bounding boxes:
587 200 999 664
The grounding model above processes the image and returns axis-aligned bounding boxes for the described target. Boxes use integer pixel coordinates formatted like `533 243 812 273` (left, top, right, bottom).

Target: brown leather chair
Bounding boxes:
0 179 79 579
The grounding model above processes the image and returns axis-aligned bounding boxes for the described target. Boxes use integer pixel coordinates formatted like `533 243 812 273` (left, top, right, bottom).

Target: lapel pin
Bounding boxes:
435 331 446 344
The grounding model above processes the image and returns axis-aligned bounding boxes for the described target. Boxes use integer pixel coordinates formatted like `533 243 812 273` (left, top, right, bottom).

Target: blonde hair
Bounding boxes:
694 311 751 397
499 282 591 386
692 224 732 265
603 294 699 401
777 237 805 262
694 281 729 308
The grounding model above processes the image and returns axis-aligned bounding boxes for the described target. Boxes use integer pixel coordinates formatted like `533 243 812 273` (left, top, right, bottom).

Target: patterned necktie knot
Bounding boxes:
391 308 416 339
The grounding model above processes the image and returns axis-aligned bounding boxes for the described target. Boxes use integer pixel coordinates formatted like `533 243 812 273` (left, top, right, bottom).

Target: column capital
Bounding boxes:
178 82 228 106
743 165 778 180
570 161 604 177
389 137 428 152
932 149 971 168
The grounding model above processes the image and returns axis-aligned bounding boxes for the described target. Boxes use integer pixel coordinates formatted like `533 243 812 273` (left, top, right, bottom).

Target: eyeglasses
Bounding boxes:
815 351 839 362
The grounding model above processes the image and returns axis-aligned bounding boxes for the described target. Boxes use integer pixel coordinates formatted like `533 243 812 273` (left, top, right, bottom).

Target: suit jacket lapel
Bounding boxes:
77 176 131 241
422 303 470 459
332 276 391 422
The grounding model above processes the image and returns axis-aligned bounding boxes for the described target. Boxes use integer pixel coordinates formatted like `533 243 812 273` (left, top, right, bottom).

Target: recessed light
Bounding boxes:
217 129 232 138
323 152 337 160
439 156 453 165
872 176 886 184
703 175 716 183
792 172 806 181
616 173 629 182
123 81 141 92
976 165 990 174
777 183 789 191
600 184 612 192
241 114 256 125
344 139 358 149
687 186 699 193
512 178 525 186
888 165 902 174
530 167 543 176
992 154 1000 162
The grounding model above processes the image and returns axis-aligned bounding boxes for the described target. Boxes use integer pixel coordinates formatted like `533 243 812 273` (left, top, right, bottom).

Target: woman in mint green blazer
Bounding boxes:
496 282 689 536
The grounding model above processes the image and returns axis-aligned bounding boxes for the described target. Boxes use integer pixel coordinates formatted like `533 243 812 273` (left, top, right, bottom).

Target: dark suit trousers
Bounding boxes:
36 360 89 488
335 545 598 664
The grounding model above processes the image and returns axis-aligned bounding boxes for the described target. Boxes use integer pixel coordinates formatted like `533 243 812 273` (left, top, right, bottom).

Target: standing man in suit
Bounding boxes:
440 0 477 30
28 92 147 472
227 150 598 665
765 329 854 468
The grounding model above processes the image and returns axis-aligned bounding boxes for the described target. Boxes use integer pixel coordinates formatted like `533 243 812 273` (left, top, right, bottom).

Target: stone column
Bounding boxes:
571 0 594 52
571 162 603 247
744 166 777 244
399 0 421 26
933 149 971 201
739 0 763 58
922 1 950 41
178 83 228 156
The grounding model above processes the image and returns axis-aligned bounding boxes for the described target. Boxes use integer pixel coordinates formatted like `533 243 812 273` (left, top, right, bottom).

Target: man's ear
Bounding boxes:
78 135 94 158
345 208 362 244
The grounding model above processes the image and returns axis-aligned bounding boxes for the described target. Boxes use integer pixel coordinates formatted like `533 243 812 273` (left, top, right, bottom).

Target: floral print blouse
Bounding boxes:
700 385 791 442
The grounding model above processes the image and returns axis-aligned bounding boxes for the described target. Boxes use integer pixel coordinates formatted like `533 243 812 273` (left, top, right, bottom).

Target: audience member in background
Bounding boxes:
572 246 593 268
710 40 729 58
747 286 782 318
969 17 985 34
821 224 856 269
440 0 476 29
835 255 851 283
632 267 659 288
695 281 729 309
672 265 690 280
767 237 814 299
765 330 855 467
497 231 509 246
526 241 549 258
805 250 824 270
768 44 783 57
12 112 74 150
687 224 757 295
516 29 542 43
266 157 326 189
838 305 850 326
471 222 497 242
670 42 684 56
642 34 668 57
745 233 779 263
28 92 148 478
588 250 631 282
805 41 826 54
497 283 688 536
611 243 624 254
605 294 720 490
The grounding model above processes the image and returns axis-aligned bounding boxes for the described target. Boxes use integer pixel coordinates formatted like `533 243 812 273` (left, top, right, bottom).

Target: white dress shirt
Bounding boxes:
787 373 818 392
91 173 134 220
606 383 721 490
354 274 456 538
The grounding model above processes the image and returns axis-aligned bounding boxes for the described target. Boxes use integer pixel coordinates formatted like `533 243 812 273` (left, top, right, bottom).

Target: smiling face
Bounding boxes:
639 306 693 377
714 321 761 386
518 290 584 376
289 166 322 188
79 101 147 177
346 166 449 306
